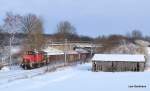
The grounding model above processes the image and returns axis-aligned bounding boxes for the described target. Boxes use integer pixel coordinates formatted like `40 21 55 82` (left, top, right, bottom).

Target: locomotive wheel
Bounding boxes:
21 64 25 69
29 63 33 69
24 65 28 70
44 61 46 65
37 63 41 68
21 64 28 70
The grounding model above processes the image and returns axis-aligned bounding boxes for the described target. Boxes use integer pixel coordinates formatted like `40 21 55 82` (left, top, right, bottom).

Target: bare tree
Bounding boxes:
55 21 76 41
1 12 23 67
145 36 150 42
0 13 46 66
3 12 22 33
57 21 76 34
131 30 143 39
21 14 45 51
21 14 39 33
0 27 5 48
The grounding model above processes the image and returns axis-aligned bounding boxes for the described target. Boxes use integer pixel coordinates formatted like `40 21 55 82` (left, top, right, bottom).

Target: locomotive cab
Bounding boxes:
21 51 46 69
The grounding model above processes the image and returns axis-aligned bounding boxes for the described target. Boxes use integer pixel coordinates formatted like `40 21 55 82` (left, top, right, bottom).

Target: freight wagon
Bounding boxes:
21 49 90 69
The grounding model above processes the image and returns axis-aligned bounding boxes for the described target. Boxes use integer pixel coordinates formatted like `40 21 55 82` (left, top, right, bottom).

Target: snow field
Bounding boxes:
0 63 150 91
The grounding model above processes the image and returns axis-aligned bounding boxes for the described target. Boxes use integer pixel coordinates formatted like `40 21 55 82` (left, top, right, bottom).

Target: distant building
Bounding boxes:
134 40 150 47
92 54 146 72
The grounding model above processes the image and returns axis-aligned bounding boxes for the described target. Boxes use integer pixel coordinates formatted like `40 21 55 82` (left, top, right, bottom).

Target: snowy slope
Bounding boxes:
146 47 150 67
0 63 150 91
0 66 45 85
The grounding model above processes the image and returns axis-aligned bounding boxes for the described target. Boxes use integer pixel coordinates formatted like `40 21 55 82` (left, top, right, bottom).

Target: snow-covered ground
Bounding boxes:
0 63 150 91
144 47 150 72
0 46 150 91
0 66 46 85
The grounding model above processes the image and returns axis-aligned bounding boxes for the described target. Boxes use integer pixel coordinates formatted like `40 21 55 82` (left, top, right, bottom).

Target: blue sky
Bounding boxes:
0 0 150 37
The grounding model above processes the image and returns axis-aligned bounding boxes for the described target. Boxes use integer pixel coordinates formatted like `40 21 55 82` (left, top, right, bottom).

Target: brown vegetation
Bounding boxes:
21 14 46 51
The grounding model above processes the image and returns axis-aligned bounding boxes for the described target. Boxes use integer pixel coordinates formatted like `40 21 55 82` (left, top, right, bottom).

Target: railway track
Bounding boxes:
0 61 85 85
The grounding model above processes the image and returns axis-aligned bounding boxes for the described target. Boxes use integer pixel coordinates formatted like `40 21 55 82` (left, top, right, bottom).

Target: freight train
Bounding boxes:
21 50 90 69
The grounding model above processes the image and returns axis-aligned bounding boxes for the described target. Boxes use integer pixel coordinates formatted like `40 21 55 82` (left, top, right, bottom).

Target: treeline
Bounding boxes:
0 12 94 52
0 12 150 52
94 30 150 53
95 30 150 43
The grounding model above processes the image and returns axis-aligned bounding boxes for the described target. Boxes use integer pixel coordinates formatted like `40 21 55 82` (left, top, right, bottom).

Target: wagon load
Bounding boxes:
75 48 89 60
43 47 64 64
66 50 79 62
43 47 64 55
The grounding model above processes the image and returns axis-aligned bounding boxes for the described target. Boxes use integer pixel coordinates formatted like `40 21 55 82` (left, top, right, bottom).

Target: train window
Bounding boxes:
26 51 35 55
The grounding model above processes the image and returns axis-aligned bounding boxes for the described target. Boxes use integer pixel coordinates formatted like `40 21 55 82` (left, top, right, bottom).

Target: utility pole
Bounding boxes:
9 33 14 69
9 37 12 69
64 39 67 65
46 54 49 72
90 42 93 57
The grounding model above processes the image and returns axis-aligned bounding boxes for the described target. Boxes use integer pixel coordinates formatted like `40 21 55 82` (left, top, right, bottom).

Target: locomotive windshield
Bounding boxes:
26 51 36 55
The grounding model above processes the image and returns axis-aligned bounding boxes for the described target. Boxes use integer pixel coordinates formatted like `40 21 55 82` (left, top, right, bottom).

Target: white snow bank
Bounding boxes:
0 66 47 85
109 43 143 54
147 47 150 54
1 66 10 72
135 40 150 47
144 47 150 69
145 67 150 72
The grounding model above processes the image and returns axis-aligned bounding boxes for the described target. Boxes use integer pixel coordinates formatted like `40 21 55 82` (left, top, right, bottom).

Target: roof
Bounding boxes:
75 48 89 53
66 50 78 54
43 47 64 55
92 54 145 62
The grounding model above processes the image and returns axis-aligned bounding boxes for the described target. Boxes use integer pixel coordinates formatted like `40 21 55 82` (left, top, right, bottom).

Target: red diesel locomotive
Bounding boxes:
21 51 47 69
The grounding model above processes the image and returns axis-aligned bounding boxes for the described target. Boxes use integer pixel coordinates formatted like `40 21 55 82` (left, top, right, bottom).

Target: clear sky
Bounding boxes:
0 0 150 37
